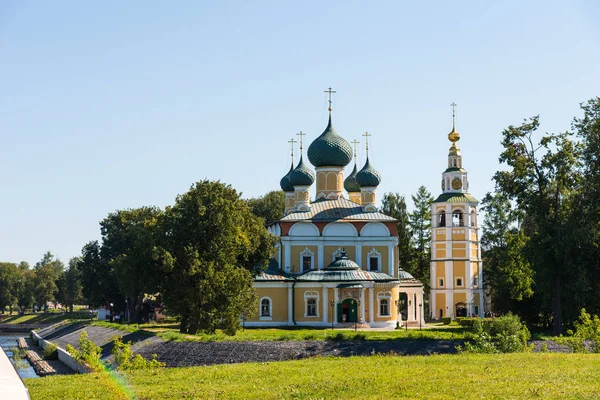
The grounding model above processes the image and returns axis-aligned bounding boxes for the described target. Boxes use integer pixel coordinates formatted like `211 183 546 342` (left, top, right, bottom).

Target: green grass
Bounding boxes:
0 312 89 325
24 353 600 399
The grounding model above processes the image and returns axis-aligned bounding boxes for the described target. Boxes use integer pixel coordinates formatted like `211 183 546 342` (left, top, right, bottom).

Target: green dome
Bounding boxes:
344 164 360 192
289 156 315 186
398 268 415 280
356 157 381 187
307 116 353 167
325 251 360 270
280 163 294 192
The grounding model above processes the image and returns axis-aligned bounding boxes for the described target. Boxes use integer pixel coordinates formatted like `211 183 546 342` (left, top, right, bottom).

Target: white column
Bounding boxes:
360 289 365 323
318 243 324 269
447 291 454 318
479 288 484 317
430 290 436 320
419 291 425 323
356 244 362 268
284 242 291 273
322 286 328 324
368 288 374 323
333 287 339 324
406 292 414 322
287 284 293 324
388 244 394 276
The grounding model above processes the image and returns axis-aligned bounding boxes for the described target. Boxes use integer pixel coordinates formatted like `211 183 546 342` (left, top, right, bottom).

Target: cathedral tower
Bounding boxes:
430 104 484 319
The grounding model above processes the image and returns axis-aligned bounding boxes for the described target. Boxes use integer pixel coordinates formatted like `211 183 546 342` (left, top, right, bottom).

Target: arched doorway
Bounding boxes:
455 302 467 317
339 298 358 323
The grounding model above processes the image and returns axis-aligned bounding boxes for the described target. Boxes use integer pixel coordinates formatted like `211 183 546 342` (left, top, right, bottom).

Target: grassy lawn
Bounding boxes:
92 320 472 342
24 353 600 399
0 312 89 325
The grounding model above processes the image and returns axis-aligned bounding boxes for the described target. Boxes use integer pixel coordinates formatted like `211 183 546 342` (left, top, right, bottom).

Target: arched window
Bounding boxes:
452 210 463 227
377 291 392 317
304 290 319 317
438 212 446 227
470 210 476 227
367 248 381 272
300 247 314 272
259 297 272 320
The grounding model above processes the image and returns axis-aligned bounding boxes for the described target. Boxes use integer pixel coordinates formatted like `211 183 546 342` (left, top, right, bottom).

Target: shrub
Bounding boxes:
66 331 103 371
112 336 165 370
557 309 600 353
43 343 58 360
458 313 530 354
459 318 481 328
440 317 452 325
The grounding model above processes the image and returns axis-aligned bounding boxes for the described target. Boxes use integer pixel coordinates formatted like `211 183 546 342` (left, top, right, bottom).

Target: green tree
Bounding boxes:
380 192 414 273
35 251 64 276
0 262 19 313
77 241 116 307
100 206 164 321
245 190 285 224
15 268 35 312
409 186 433 292
56 257 84 312
492 116 582 334
33 264 58 310
159 180 276 334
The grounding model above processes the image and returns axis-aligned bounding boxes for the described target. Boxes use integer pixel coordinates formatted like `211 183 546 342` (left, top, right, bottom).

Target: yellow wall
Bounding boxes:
434 228 447 241
246 287 289 322
362 246 388 271
435 293 446 317
294 287 322 322
453 261 466 287
452 230 466 241
434 261 445 287
454 292 466 307
290 245 318 273
452 243 466 258
373 287 399 322
324 246 356 265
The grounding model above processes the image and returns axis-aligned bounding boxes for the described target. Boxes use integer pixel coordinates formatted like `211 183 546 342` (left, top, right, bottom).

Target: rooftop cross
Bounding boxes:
296 131 306 152
350 139 360 164
324 87 336 112
451 102 457 130
362 132 371 157
288 137 297 164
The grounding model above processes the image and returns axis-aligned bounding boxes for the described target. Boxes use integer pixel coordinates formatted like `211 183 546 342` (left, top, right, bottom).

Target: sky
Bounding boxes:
1 1 599 265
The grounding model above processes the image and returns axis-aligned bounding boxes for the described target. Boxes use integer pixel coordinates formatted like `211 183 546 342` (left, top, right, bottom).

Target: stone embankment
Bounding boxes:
18 337 72 376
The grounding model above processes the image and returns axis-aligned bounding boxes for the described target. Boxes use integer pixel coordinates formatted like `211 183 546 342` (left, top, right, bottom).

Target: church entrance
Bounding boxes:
455 302 467 317
339 298 358 323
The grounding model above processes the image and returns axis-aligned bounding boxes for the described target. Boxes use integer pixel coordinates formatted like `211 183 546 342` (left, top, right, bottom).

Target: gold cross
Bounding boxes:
351 139 360 163
324 87 336 112
362 132 371 157
296 131 306 152
288 138 297 164
451 102 457 129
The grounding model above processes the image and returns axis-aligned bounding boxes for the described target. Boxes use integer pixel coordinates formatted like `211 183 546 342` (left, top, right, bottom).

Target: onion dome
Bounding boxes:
398 268 415 280
288 156 315 186
325 251 360 270
344 164 360 192
356 157 381 187
307 116 353 167
280 163 294 192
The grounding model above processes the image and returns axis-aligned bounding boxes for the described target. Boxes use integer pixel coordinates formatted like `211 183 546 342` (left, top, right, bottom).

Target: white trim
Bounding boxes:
259 297 272 320
304 290 320 318
300 247 315 271
332 247 344 261
455 276 464 288
367 248 382 272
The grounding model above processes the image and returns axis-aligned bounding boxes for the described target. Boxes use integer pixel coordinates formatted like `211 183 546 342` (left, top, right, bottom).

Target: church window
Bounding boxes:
470 210 476 227
473 277 479 287
452 210 464 227
307 299 317 316
379 299 389 316
456 278 463 287
367 248 381 272
259 297 272 320
439 278 444 287
300 247 314 271
474 306 479 315
304 290 319 317
438 212 446 227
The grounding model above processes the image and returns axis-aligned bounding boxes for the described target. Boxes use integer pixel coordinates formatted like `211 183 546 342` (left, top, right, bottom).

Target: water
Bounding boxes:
0 333 39 379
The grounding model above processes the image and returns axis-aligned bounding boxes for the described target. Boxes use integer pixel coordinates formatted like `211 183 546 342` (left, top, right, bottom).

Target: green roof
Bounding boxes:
344 164 360 192
444 167 467 173
296 268 398 282
280 163 294 192
289 155 315 186
307 115 353 167
432 192 479 203
356 157 381 187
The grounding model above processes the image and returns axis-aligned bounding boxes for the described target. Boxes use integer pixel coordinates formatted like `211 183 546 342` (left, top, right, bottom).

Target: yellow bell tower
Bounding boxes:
430 104 484 319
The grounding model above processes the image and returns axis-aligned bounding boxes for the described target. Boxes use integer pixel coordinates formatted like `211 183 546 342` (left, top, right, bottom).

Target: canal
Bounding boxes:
0 332 38 379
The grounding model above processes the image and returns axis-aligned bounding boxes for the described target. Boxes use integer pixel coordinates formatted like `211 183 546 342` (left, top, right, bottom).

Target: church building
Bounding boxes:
429 106 484 319
246 90 425 328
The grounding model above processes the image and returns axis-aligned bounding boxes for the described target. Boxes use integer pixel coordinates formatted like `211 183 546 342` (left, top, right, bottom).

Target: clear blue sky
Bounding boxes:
1 1 598 265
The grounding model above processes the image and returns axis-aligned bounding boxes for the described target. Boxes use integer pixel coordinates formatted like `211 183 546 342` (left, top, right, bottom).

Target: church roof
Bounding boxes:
288 155 315 186
307 115 353 167
343 164 360 192
432 192 479 203
255 269 293 281
296 268 398 283
356 157 381 187
280 197 396 222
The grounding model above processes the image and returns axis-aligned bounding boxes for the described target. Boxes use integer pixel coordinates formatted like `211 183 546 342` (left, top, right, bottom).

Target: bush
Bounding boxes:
459 318 481 328
440 317 452 325
557 309 600 353
43 343 58 360
66 331 104 372
459 313 530 354
112 336 165 370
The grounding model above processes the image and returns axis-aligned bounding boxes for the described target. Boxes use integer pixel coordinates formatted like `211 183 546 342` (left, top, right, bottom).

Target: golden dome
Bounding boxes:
448 127 460 143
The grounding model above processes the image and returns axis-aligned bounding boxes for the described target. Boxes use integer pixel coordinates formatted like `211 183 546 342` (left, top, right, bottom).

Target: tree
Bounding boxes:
380 192 414 273
491 116 582 334
35 251 64 276
159 180 276 334
77 241 117 308
245 190 285 224
0 262 19 313
15 268 35 312
56 257 84 312
33 264 58 310
100 206 164 322
409 186 433 292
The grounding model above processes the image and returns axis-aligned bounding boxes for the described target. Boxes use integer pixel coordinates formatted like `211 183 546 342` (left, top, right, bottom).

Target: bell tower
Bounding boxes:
430 104 484 320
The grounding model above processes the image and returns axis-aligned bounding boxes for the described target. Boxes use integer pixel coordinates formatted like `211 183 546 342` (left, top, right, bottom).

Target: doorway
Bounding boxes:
339 298 358 323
